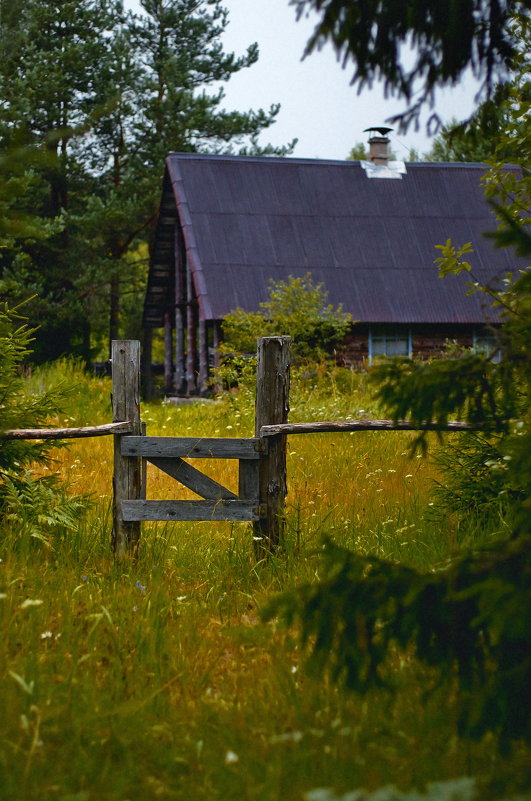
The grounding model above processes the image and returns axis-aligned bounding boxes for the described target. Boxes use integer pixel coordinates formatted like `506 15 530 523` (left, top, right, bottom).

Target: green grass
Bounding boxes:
0 361 528 801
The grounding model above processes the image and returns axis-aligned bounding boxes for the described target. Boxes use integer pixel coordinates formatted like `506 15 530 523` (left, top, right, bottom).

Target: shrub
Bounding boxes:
222 273 351 362
0 301 88 546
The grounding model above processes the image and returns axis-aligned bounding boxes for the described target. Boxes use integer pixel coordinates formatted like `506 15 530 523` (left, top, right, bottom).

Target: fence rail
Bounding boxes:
2 336 486 559
260 420 483 437
2 421 133 440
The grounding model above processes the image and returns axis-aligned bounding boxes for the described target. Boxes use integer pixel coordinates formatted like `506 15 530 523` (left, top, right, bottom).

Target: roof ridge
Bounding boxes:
165 152 496 169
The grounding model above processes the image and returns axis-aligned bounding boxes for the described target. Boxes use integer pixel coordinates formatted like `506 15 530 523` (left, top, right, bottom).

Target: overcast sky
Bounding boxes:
126 0 480 161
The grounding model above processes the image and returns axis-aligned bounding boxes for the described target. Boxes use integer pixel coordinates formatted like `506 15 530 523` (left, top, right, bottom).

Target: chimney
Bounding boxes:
364 127 393 166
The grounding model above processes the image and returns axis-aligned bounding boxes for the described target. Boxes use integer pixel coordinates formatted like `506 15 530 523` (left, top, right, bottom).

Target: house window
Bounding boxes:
368 326 412 363
473 329 501 363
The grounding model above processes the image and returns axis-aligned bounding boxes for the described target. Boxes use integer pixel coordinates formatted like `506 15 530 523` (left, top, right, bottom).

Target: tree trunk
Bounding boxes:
109 273 120 356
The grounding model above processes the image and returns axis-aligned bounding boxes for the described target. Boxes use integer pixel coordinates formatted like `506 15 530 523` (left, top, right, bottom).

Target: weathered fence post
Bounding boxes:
112 340 142 558
254 336 291 554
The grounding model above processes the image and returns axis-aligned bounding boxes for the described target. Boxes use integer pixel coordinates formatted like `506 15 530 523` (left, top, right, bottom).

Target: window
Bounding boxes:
473 329 501 363
369 326 412 363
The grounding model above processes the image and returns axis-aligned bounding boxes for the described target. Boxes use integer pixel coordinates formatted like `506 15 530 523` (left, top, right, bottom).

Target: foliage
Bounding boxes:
0 470 87 547
0 301 88 544
291 0 524 130
0 143 63 248
424 19 531 165
1 359 530 798
0 302 62 468
423 98 514 164
0 0 294 360
429 433 518 541
265 47 531 753
221 272 351 362
267 532 531 752
264 253 530 751
346 142 368 160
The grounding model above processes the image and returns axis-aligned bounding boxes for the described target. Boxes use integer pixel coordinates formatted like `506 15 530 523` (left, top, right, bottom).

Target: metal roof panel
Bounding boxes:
145 154 526 327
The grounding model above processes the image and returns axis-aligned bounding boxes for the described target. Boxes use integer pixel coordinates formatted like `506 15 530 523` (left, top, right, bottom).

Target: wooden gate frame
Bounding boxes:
3 337 480 561
112 337 290 558
120 434 266 523
112 337 479 559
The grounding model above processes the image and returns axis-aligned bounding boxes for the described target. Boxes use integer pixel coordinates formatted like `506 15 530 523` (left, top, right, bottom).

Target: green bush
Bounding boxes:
222 273 351 362
0 301 88 546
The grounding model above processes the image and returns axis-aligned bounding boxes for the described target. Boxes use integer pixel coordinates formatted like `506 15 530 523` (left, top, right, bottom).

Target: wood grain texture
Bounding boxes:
122 499 261 522
122 436 262 460
254 336 291 553
2 422 133 440
260 419 482 436
112 340 142 559
238 459 260 502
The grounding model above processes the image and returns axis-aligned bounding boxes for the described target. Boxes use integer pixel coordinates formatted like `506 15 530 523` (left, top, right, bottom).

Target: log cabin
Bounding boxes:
143 134 522 395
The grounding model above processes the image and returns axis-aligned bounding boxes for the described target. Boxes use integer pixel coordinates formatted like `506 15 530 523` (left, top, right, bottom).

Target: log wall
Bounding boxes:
339 324 488 366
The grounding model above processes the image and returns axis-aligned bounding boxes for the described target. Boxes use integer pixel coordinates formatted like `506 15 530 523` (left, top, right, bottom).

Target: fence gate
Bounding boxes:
120 435 266 522
112 336 291 558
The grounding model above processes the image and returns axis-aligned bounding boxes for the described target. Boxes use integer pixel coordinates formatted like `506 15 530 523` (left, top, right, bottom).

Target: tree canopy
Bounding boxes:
292 0 529 130
0 0 294 360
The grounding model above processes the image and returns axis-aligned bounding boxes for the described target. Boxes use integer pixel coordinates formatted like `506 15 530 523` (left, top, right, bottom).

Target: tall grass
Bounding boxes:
0 361 528 801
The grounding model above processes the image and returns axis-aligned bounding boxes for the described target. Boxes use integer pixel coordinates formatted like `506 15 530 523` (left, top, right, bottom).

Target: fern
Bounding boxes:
0 301 90 544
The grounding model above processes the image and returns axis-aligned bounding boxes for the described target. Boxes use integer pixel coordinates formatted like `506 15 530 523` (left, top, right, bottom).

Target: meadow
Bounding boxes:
0 361 528 801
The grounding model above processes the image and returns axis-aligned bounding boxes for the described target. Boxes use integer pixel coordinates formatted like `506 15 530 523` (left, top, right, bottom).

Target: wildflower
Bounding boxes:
225 750 239 764
40 631 53 639
270 731 303 744
135 580 147 592
20 599 43 609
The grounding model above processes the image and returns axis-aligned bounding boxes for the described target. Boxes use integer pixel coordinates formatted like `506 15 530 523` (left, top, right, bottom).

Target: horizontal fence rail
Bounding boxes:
122 499 262 523
2 420 483 442
260 419 484 437
1 421 133 440
121 436 265 459
1 336 489 560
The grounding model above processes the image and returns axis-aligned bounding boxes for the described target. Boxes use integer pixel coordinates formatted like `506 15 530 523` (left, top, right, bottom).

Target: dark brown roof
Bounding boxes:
144 153 523 327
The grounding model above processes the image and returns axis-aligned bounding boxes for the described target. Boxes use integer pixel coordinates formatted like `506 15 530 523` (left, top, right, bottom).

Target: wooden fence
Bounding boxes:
2 337 480 558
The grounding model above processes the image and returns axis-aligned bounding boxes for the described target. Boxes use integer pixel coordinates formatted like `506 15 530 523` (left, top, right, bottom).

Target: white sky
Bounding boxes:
126 0 480 161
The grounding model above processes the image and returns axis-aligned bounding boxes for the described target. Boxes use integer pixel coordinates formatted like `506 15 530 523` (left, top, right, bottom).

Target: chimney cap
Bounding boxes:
364 126 393 137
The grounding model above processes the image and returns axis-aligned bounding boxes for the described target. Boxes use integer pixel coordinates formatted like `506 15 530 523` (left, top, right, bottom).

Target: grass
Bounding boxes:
0 361 528 801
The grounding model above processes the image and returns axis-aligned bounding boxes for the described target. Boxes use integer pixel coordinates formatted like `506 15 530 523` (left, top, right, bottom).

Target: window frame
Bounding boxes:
368 325 412 364
472 327 502 363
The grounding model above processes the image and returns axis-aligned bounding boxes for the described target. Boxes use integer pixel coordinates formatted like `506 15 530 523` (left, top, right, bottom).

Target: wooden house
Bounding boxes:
143 140 521 394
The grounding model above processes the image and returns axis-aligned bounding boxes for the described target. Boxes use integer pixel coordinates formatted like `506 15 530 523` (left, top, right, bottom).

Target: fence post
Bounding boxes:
254 336 291 554
112 340 142 558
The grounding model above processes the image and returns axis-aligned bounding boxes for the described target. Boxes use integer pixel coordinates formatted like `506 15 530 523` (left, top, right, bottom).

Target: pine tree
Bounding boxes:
0 0 293 359
0 0 123 360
